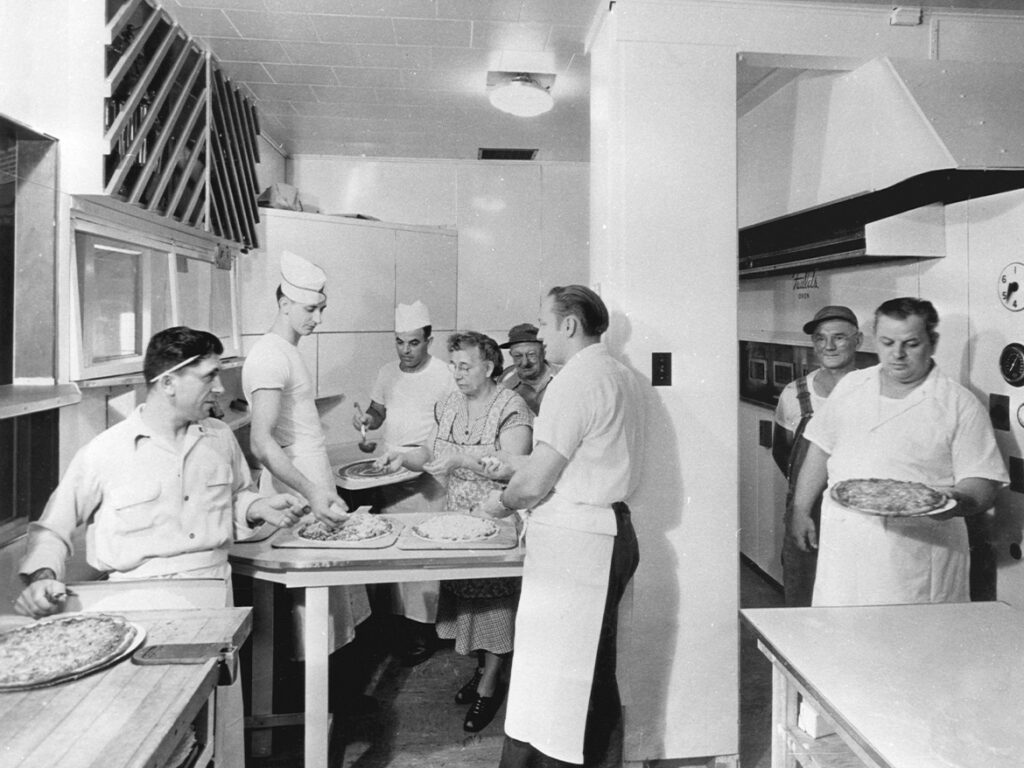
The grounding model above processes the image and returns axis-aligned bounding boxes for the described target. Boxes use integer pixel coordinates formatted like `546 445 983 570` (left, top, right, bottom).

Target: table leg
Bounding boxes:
304 586 331 768
251 579 275 758
770 664 798 768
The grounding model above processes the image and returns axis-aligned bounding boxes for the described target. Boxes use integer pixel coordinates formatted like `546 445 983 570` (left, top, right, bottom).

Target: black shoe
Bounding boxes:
463 687 505 732
454 667 484 704
398 620 436 667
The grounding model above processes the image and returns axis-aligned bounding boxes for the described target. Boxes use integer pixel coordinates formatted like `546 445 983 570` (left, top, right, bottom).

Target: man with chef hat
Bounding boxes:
352 299 453 665
16 325 306 768
499 322 559 415
243 250 370 657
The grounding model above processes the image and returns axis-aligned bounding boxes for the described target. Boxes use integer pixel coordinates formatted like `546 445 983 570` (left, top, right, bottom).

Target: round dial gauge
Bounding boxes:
1000 343 1024 386
999 262 1024 311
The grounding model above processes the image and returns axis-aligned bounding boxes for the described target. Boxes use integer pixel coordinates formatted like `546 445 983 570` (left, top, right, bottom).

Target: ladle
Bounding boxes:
354 403 377 453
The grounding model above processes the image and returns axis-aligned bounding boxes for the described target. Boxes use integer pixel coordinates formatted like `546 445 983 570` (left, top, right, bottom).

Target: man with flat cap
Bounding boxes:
499 323 559 416
244 250 370 656
772 305 863 606
353 299 453 665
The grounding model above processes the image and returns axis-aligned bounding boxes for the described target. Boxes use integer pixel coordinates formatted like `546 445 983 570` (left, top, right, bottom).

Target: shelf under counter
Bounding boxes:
0 383 81 420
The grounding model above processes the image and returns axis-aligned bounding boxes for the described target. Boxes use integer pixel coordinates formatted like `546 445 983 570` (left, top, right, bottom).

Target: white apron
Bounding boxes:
504 500 614 764
813 394 969 607
260 446 371 656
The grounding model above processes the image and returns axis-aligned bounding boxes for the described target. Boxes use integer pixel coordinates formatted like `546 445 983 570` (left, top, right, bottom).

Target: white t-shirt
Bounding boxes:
774 368 828 433
242 333 324 452
532 343 645 533
370 355 453 447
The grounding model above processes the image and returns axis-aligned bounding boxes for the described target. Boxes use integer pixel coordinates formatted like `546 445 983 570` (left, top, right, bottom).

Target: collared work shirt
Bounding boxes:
532 343 645 534
500 362 558 415
21 405 260 581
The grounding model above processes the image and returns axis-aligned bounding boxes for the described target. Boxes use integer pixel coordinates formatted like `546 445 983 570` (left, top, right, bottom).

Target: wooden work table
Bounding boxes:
742 602 1024 768
0 607 251 768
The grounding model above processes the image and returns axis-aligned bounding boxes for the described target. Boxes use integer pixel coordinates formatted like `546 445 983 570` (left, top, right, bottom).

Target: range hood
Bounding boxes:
739 58 1024 279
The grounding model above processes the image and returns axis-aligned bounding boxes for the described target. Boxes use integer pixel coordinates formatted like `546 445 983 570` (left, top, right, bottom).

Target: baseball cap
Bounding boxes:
802 305 859 335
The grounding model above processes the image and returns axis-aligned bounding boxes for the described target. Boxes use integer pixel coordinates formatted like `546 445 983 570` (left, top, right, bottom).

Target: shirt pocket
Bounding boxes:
108 482 162 534
202 465 235 516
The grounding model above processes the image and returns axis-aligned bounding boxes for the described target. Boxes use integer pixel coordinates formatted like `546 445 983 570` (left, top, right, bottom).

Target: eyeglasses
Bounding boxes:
511 352 540 362
448 362 479 375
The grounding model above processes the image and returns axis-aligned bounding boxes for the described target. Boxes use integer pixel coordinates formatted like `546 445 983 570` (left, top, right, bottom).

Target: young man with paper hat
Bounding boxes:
244 251 370 656
352 299 453 665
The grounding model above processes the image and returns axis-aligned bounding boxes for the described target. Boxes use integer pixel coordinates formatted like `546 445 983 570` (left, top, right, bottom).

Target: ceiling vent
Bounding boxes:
478 148 538 161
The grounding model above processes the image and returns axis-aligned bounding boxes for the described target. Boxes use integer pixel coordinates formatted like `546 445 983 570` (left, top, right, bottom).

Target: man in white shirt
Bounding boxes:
353 300 452 665
17 326 305 768
243 251 370 657
771 305 862 606
480 285 645 768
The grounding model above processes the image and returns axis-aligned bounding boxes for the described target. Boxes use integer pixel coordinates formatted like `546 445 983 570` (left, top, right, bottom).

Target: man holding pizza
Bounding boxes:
790 297 1008 606
478 285 645 767
772 305 863 607
15 325 305 768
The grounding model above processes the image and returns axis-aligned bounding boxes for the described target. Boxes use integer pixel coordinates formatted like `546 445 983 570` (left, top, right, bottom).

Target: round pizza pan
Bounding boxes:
829 486 957 518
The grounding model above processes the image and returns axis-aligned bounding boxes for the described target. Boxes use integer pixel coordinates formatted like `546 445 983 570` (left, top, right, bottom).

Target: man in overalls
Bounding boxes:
772 305 862 606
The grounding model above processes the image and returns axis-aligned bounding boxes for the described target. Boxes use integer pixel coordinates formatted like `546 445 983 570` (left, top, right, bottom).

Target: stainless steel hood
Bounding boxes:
739 58 1024 278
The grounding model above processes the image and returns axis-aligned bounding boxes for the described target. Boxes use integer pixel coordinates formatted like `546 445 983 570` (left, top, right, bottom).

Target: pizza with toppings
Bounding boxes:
296 512 394 542
831 478 951 517
412 514 499 542
0 613 142 690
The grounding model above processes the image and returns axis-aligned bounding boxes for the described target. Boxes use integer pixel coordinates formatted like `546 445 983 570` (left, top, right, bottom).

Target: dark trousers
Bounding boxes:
781 500 820 607
499 503 640 768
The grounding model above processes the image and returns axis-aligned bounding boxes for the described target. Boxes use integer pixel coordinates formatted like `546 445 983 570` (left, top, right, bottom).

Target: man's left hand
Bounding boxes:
249 493 306 528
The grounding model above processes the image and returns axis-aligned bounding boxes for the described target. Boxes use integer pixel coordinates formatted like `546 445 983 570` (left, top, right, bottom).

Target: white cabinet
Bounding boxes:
738 400 787 584
239 209 457 398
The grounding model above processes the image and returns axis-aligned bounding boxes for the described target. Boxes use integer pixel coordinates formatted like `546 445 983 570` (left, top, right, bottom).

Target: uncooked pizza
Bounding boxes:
340 460 395 479
0 613 140 690
831 478 949 516
296 512 394 542
412 514 499 542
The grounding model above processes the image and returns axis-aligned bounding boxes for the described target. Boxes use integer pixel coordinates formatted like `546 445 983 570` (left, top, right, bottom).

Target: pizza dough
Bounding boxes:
412 514 499 542
831 478 950 516
0 613 141 689
296 512 393 542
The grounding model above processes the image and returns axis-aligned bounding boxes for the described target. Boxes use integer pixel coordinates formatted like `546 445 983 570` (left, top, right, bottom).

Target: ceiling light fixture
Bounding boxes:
488 73 554 118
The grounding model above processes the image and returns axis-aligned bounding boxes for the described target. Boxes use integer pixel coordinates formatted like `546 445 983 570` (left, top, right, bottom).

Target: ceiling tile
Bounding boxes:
310 85 382 103
172 0 267 10
265 63 340 85
281 41 361 67
437 0 521 22
393 18 472 47
218 61 275 82
224 10 320 40
333 67 405 88
545 25 588 55
201 38 293 62
430 46 496 71
167 7 239 36
353 44 433 69
314 15 396 44
248 83 319 101
256 101 300 116
471 21 549 51
519 0 599 24
399 68 467 91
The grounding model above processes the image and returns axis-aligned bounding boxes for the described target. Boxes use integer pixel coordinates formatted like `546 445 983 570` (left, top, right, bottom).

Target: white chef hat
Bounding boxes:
395 300 431 333
280 251 327 304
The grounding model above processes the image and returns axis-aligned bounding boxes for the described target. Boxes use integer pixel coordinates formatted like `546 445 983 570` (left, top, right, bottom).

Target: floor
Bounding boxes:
244 562 784 768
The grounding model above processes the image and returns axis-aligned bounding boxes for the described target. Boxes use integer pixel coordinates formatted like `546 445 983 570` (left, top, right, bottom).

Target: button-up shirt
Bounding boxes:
21 405 260 580
500 362 558 415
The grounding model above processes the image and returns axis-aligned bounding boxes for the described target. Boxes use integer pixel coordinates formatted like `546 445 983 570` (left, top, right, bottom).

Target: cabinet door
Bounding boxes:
738 403 762 558
396 229 457 333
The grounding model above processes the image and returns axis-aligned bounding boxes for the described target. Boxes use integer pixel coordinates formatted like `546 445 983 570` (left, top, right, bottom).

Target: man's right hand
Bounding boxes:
352 408 371 432
15 579 67 618
308 490 350 529
788 512 818 552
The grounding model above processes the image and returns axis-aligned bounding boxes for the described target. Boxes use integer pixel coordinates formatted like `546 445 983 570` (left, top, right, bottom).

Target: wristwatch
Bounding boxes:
498 491 516 513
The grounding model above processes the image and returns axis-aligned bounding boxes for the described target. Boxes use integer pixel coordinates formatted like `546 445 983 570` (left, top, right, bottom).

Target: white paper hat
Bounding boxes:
280 251 326 304
395 300 431 333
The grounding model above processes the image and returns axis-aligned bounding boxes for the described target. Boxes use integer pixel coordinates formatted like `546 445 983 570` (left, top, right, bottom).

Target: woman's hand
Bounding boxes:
479 452 516 481
423 453 481 477
374 449 405 474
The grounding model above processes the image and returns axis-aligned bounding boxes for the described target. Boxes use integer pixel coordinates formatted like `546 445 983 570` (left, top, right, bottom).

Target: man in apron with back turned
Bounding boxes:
772 305 862 606
16 326 306 768
243 251 370 658
479 285 645 767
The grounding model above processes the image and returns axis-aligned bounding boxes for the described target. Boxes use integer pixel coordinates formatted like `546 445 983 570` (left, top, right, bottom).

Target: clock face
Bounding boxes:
999 262 1024 311
1000 343 1024 387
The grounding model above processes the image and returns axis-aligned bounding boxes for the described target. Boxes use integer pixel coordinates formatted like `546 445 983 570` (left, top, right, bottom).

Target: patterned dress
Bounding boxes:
433 386 533 655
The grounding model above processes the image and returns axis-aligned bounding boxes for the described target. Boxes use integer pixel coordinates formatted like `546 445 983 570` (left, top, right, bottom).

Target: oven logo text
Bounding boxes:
792 271 819 298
